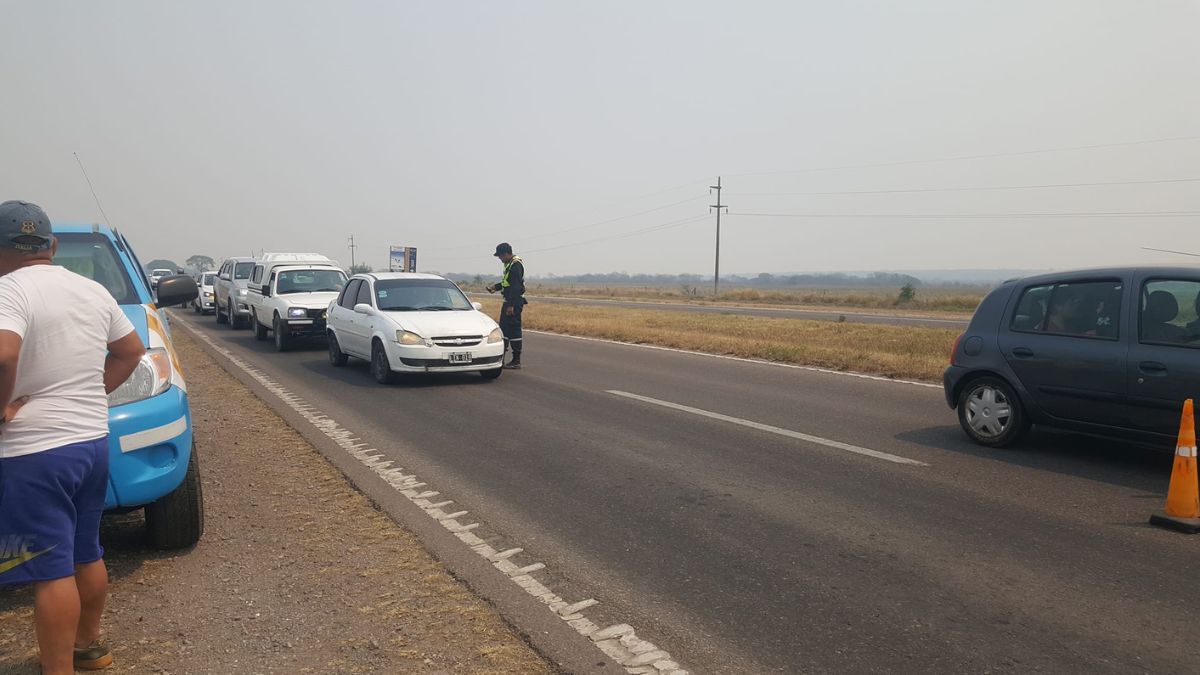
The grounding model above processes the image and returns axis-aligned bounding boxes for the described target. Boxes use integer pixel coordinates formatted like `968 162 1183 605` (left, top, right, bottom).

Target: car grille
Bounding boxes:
306 308 327 320
431 335 483 347
400 355 502 368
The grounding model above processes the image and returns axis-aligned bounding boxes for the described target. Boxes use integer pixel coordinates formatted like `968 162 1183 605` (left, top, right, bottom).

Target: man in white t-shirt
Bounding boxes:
0 201 145 674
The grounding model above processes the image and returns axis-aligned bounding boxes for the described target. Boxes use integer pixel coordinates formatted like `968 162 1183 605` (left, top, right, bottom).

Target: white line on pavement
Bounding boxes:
532 330 942 389
607 390 928 467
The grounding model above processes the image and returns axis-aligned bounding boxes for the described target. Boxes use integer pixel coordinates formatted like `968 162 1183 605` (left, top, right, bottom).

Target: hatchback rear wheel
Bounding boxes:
957 376 1029 447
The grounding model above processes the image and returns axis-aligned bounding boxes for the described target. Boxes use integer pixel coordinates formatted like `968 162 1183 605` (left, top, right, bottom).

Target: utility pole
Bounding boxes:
348 235 357 269
710 176 727 297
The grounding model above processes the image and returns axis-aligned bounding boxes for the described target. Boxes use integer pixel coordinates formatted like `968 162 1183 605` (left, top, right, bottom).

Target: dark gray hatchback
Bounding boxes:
945 266 1200 447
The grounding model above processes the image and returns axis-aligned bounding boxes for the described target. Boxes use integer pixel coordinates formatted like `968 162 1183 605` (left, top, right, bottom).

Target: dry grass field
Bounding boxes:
463 282 986 314
479 297 960 381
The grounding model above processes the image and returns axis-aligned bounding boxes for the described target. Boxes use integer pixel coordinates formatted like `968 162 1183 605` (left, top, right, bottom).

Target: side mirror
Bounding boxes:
219 274 230 281
262 284 271 297
472 301 483 311
353 303 375 316
156 275 199 309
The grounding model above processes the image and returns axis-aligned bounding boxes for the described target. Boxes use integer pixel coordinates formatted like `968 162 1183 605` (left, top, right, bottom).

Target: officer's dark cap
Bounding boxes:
494 242 513 257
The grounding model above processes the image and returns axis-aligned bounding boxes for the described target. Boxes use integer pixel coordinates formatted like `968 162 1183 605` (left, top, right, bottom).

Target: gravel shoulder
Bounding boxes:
0 327 554 674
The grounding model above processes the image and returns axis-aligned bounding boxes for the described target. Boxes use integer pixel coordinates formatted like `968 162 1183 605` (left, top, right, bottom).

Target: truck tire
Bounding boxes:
273 315 290 352
145 445 205 550
215 298 228 324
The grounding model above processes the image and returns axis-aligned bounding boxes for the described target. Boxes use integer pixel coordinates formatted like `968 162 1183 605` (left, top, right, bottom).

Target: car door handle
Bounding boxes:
1139 361 1168 374
1011 347 1034 358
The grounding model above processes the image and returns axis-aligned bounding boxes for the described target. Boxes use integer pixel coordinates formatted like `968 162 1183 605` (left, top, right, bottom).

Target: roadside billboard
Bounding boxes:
389 246 417 273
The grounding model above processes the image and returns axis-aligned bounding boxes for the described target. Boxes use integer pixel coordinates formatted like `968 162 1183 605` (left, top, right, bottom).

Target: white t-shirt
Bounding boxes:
0 264 136 458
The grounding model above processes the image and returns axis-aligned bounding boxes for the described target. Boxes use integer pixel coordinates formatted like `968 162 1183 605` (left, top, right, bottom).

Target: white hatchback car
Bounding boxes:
326 273 505 382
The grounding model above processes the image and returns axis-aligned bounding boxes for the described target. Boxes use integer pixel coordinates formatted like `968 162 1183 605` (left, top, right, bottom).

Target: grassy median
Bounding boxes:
480 298 960 381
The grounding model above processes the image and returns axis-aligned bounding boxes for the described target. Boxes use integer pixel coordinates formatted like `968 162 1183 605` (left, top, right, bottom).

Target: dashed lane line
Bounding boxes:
607 390 928 467
175 316 691 675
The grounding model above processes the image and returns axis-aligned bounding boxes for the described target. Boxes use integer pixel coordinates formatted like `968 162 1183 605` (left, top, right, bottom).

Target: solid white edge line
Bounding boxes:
528 330 942 389
607 390 928 467
172 315 689 675
119 415 188 453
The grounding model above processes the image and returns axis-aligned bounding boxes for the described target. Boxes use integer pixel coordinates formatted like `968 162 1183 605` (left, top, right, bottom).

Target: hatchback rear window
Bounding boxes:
1010 280 1122 339
54 233 140 305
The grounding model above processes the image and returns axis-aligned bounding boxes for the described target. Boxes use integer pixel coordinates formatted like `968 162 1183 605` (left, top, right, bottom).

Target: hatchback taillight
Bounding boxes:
950 333 964 365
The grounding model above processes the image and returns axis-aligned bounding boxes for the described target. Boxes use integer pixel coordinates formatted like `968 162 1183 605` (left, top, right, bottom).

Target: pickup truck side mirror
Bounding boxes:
219 274 230 281
262 284 271 297
155 275 199 309
472 301 483 311
353 303 375 316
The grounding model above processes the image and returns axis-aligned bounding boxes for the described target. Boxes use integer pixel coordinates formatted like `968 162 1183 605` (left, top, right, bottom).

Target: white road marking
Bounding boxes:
530 330 942 389
174 316 688 675
608 390 928 466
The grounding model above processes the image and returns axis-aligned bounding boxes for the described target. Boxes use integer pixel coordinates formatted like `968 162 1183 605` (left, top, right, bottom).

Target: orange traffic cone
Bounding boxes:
1149 399 1200 533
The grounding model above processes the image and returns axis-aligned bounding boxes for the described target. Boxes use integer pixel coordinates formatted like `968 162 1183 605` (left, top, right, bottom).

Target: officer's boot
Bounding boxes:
506 345 522 369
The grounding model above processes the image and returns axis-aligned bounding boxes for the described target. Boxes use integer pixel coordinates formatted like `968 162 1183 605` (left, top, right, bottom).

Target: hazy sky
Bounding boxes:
2 1 1197 277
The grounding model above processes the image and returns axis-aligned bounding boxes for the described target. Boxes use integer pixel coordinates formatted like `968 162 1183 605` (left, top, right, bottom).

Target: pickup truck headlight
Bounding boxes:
108 348 173 408
396 330 424 345
487 327 503 344
287 307 307 319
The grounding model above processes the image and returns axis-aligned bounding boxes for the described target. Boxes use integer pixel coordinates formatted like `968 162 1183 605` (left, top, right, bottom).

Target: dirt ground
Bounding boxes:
0 329 554 674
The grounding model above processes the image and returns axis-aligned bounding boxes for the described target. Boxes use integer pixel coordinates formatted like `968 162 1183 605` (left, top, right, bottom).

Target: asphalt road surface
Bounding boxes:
177 312 1197 674
516 295 971 329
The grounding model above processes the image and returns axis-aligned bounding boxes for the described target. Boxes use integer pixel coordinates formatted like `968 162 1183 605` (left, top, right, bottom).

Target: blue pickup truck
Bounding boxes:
53 224 203 549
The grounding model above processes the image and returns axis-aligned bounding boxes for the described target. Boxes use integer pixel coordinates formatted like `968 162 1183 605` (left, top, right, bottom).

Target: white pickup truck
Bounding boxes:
245 255 347 352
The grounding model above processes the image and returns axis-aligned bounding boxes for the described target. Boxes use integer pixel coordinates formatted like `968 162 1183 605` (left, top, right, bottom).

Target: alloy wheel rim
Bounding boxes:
965 385 1013 438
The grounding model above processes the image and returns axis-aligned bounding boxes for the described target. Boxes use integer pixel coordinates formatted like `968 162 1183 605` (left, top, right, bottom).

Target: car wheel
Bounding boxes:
254 312 269 341
957 376 1029 448
480 367 502 380
273 316 289 352
215 298 228 324
328 332 349 366
145 444 205 550
371 341 395 384
227 302 237 329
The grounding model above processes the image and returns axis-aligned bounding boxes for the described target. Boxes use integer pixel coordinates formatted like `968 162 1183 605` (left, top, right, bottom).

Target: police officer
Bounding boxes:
487 243 526 369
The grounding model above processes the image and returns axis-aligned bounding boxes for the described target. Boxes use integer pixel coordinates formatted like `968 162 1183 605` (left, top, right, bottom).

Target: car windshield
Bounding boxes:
201 273 217 286
375 278 473 311
54 233 140 305
234 262 255 279
276 269 347 295
152 268 172 276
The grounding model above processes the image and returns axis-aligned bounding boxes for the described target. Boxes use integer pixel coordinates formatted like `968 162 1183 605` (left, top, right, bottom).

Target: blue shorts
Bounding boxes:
0 436 109 586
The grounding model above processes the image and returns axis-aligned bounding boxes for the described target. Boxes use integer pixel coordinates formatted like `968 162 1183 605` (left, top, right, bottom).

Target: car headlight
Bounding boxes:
108 348 173 408
204 292 213 298
396 330 424 345
487 327 503 344
236 288 248 297
287 307 307 319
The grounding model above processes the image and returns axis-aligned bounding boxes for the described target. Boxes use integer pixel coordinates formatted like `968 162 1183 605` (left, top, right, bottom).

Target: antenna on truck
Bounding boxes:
74 152 114 229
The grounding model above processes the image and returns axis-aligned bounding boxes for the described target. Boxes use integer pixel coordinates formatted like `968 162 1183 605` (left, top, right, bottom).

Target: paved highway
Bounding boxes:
177 313 1197 674
510 295 972 329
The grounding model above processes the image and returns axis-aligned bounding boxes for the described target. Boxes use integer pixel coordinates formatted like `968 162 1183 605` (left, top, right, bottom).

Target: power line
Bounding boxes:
1142 247 1200 258
726 134 1200 179
522 214 711 254
422 193 709 253
732 210 1200 219
728 176 1200 197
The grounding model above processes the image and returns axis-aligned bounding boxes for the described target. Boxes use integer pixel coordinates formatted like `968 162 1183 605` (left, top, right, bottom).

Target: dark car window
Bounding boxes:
53 233 140 305
234 262 255 280
355 279 374 307
1011 280 1121 339
373 278 473 311
1140 279 1200 347
338 279 361 309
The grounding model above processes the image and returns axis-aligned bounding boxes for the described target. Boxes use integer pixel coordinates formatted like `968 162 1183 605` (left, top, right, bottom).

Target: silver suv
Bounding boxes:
214 256 257 329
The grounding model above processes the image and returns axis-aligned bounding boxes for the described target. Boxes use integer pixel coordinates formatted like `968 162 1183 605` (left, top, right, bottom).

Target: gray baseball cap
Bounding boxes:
0 201 54 252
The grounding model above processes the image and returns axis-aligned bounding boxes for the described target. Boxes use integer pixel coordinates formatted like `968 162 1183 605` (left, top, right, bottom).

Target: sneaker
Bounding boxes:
74 642 113 670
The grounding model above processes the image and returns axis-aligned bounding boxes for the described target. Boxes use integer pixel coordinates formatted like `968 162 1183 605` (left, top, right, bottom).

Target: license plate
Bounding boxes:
448 352 472 364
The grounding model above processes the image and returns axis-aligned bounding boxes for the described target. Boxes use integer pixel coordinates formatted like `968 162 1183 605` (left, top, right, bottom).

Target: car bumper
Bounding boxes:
386 341 505 372
280 318 328 338
198 296 215 310
233 300 251 316
943 365 967 408
105 385 193 510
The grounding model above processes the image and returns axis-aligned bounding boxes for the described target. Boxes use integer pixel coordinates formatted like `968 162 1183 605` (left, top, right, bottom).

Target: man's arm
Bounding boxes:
105 331 146 394
0 330 22 417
